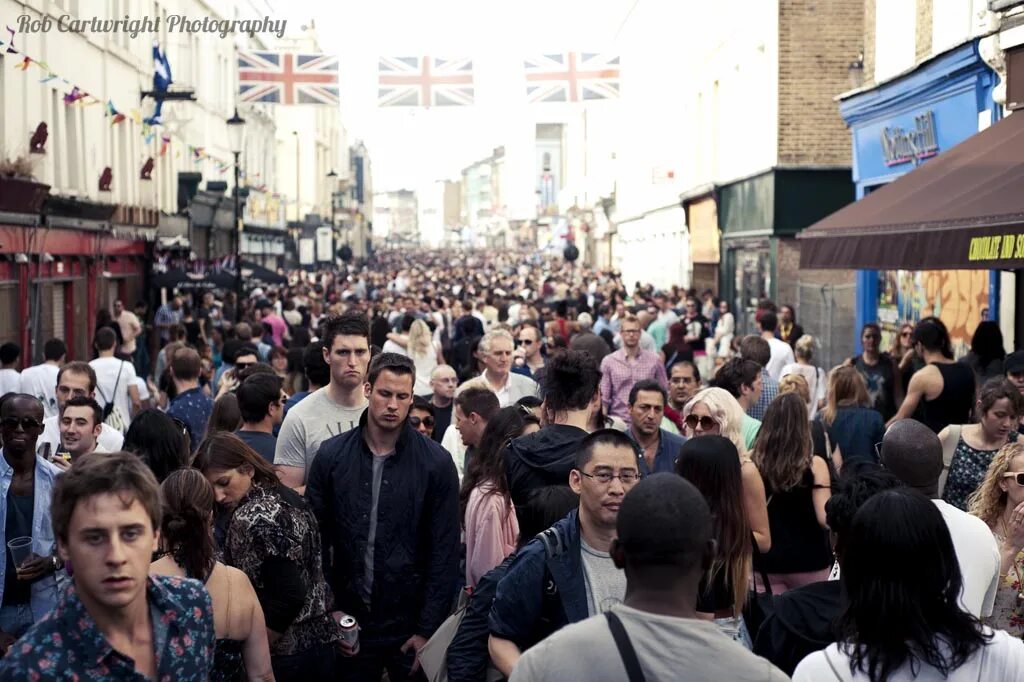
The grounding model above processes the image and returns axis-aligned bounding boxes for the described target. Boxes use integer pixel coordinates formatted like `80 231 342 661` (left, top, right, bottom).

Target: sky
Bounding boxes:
276 0 641 192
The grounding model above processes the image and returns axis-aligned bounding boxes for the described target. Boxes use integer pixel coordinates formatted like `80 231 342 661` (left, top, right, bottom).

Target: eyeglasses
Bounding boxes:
579 470 641 485
409 416 435 428
684 415 718 431
1004 472 1024 486
1 417 44 432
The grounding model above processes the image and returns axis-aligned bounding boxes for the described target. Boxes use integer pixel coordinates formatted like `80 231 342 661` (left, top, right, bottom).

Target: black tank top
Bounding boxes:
922 362 975 434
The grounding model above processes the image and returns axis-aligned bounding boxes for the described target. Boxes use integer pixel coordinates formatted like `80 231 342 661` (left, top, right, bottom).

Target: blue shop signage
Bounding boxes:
841 40 997 190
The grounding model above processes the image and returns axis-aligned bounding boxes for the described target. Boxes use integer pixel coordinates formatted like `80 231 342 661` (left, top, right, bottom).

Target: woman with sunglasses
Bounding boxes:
682 387 771 553
940 379 1022 511
969 442 1024 639
409 397 437 439
460 405 540 588
751 392 833 595
675 436 754 647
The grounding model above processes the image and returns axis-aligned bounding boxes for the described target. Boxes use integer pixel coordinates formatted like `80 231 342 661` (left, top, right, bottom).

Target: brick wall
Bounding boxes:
777 0 863 166
915 0 933 62
863 0 876 85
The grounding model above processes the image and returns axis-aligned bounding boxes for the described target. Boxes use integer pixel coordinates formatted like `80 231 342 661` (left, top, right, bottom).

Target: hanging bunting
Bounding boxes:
63 86 86 104
5 26 16 54
16 56 31 70
160 136 171 157
106 99 126 124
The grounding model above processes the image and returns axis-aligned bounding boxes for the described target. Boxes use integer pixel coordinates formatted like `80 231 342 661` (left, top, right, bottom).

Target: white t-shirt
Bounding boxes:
440 423 466 481
781 362 827 419
933 499 1000 618
511 604 786 682
0 369 21 396
381 339 409 357
19 363 60 418
89 357 137 430
36 415 124 458
793 628 1024 681
766 337 796 381
274 387 367 483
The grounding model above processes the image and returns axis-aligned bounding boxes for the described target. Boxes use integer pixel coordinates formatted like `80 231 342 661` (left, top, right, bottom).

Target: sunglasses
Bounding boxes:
235 361 255 370
518 339 534 345
409 416 435 428
1004 472 1024 486
901 331 912 337
1 417 44 432
684 415 718 431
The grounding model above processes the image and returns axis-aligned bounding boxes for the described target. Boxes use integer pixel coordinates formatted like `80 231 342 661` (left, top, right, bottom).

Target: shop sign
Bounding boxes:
881 111 939 167
967 232 1024 262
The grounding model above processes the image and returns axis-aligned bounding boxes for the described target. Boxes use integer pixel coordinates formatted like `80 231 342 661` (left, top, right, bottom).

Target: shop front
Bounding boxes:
613 203 689 292
832 40 999 353
681 189 721 295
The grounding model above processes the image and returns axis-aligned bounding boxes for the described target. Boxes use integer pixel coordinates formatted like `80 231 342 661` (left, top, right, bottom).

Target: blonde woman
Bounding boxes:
386 319 444 394
780 335 826 419
816 366 884 468
969 442 1024 638
683 387 771 553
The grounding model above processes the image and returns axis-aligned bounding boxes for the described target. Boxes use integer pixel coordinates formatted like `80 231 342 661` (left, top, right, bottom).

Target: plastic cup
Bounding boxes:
7 537 32 569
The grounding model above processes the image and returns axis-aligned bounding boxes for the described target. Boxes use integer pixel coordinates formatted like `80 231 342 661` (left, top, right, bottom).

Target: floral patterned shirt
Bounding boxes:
991 538 1024 639
0 575 214 680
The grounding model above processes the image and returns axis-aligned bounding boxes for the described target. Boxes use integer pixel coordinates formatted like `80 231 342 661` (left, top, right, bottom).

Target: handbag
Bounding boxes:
419 589 502 682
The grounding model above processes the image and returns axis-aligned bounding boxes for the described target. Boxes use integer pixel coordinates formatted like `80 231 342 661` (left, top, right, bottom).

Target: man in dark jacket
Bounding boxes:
504 350 601 511
488 429 638 675
306 353 460 681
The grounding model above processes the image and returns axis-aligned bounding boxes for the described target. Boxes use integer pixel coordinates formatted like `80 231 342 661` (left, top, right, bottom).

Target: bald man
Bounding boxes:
425 365 457 443
880 419 999 618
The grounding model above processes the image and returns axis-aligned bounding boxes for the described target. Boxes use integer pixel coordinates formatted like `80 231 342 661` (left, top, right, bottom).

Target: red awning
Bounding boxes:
799 111 1024 270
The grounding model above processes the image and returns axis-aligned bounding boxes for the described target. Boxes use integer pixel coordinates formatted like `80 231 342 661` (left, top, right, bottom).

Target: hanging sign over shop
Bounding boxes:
967 232 1024 263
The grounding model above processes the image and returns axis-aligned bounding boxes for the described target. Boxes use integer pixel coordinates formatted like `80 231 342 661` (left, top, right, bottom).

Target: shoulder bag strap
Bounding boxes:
938 423 962 497
605 611 646 682
823 647 846 681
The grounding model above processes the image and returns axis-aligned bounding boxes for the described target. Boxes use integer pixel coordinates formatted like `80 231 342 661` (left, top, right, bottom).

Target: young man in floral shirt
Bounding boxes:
0 452 215 680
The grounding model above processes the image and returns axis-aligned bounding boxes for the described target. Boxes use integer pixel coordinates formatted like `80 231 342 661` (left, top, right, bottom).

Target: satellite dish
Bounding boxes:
563 243 579 262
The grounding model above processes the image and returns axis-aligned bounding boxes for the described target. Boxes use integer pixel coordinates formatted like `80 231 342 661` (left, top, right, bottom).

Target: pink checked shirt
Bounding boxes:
599 348 669 423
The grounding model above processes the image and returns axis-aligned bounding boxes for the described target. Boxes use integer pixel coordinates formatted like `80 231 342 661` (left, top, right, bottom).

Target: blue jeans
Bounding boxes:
0 603 34 639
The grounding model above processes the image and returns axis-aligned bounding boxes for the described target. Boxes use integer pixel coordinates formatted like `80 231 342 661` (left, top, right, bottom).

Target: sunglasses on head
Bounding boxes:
684 415 718 431
1004 472 1024 486
409 416 435 428
1 417 44 432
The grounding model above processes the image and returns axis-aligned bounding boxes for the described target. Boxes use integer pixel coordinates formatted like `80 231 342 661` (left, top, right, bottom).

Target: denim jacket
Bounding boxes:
487 510 588 650
627 428 686 476
0 451 62 621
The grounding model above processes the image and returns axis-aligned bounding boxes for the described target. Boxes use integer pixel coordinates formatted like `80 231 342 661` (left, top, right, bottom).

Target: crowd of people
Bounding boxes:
0 249 1022 680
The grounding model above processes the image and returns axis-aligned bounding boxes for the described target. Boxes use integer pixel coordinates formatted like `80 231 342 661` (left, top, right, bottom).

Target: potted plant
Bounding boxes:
0 155 50 214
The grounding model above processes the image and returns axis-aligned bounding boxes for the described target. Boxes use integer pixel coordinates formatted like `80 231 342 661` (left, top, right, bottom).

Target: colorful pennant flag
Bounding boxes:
106 99 126 124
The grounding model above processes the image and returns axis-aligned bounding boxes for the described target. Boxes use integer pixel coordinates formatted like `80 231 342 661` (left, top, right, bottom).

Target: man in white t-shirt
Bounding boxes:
18 338 66 419
275 312 370 488
880 418 1000 617
759 311 795 381
0 342 22 396
89 328 140 434
510 473 785 682
35 361 124 458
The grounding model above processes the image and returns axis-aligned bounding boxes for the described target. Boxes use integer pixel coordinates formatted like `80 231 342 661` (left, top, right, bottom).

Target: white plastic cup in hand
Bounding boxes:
7 537 32 569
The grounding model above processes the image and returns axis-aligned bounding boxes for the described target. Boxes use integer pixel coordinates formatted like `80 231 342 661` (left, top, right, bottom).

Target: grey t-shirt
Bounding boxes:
361 453 391 604
580 538 626 616
511 604 788 682
273 387 367 482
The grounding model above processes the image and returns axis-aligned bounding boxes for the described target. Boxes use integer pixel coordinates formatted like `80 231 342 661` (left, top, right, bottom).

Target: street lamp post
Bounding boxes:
327 168 338 234
226 109 246 322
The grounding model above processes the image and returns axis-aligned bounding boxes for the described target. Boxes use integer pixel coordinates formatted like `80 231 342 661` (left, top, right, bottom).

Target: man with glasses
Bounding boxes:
236 373 286 463
488 429 637 676
460 330 539 408
665 362 701 430
35 362 123 459
512 324 546 380
600 315 668 424
626 380 686 475
846 322 901 422
0 394 63 648
424 365 457 444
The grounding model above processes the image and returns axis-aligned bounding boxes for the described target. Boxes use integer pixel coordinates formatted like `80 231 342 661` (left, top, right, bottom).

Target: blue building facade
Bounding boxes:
839 41 999 354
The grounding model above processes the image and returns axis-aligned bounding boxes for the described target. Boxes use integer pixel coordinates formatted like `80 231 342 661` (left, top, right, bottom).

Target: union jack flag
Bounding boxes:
377 56 474 107
238 50 339 105
524 53 620 103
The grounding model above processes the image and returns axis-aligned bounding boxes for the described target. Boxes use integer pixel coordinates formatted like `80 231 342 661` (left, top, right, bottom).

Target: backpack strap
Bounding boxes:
605 611 646 682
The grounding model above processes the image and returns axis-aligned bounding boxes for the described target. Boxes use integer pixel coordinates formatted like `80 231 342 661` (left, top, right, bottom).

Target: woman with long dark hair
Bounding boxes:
676 436 753 647
123 408 189 482
752 392 832 594
460 405 540 587
794 489 1024 680
194 432 341 678
151 469 274 681
961 320 1007 388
